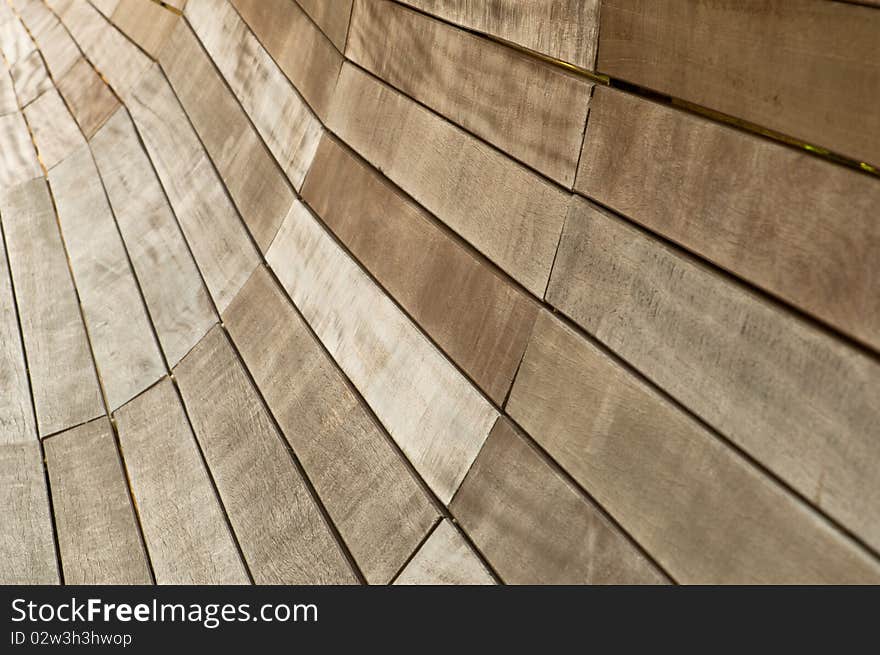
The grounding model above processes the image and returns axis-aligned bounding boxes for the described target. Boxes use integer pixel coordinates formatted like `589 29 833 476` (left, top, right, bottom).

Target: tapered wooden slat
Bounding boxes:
296 0 351 52
174 325 358 584
91 0 121 17
56 58 119 138
507 311 880 584
10 49 51 107
348 0 591 186
329 63 568 297
90 108 216 367
268 201 498 504
23 87 84 170
394 520 494 585
31 19 79 79
0 112 41 188
10 0 57 37
0 69 16 115
110 0 179 58
0 12 34 64
223 266 439 584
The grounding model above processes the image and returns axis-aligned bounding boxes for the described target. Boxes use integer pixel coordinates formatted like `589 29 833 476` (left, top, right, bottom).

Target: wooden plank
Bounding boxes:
91 0 121 17
173 325 357 584
10 49 51 107
56 57 119 138
0 69 16 115
10 0 58 37
347 0 591 186
110 0 179 58
267 201 498 504
89 108 217 366
223 266 439 584
577 86 880 352
125 63 259 312
328 63 568 297
159 20 294 253
453 418 667 584
45 417 152 584
507 311 880 584
0 112 41 188
295 0 351 52
183 0 322 189
230 0 343 121
597 0 880 167
1 178 103 437
399 0 599 70
302 135 538 404
394 519 494 585
0 13 34 64
115 377 249 584
31 19 80 80
0 443 58 584
49 144 165 410
23 88 85 170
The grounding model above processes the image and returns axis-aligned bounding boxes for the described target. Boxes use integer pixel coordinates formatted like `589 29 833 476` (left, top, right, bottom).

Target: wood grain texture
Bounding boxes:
347 0 591 186
223 266 439 584
452 417 667 584
174 325 357 585
11 0 58 37
49 145 165 410
184 0 322 189
115 377 249 584
90 108 216 366
110 0 179 58
302 135 538 405
23 87 84 170
295 0 351 52
159 19 294 253
56 57 119 138
0 11 34 64
45 417 152 585
329 63 568 297
507 312 880 584
91 0 121 17
1 178 103 437
10 49 51 107
0 112 41 188
267 201 499 504
31 18 80 79
231 0 343 121
0 69 16 115
399 0 599 70
576 86 880 352
126 64 259 312
598 0 880 167
394 519 494 585
0 443 58 584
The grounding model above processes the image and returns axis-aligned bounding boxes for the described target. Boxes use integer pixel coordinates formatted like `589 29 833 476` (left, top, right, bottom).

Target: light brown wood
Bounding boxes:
115 377 249 584
347 0 591 187
23 87 85 170
0 11 34 65
0 112 41 188
174 325 358 584
507 311 880 584
31 18 80 79
267 201 498 504
91 0 121 17
0 69 16 115
576 86 880 352
223 266 439 584
394 519 494 585
110 0 179 59
1 178 103 437
295 0 351 52
11 0 57 38
302 135 538 405
45 417 152 585
10 49 51 107
56 57 119 138
328 63 568 297
597 0 880 167
452 417 668 584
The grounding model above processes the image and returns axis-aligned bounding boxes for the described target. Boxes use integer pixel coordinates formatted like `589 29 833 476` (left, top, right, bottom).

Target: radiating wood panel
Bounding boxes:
49 145 165 410
0 11 34 64
174 325 357 585
11 0 57 37
0 69 16 115
1 178 103 437
507 312 880 584
400 0 599 70
348 0 591 186
23 87 85 170
115 377 249 584
223 266 439 584
91 0 121 17
184 0 322 189
597 0 880 167
329 63 568 297
0 112 41 188
296 0 351 52
10 49 51 107
452 417 667 584
302 136 538 404
110 0 179 58
0 443 58 584
394 520 494 585
268 201 499 504
31 19 80 79
576 86 880 352
90 108 216 366
46 418 152 584
159 20 294 253
126 64 259 312
56 58 119 138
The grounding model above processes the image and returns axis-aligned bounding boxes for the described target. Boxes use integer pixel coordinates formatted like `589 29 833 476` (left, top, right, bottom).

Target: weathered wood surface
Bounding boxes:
576 86 880 352
302 135 538 405
394 519 494 585
110 0 179 59
1 178 103 437
45 418 152 585
597 0 880 167
0 69 16 115
30 19 79 80
90 108 217 367
11 0 57 38
295 0 351 52
0 10 34 64
91 0 122 17
348 0 591 186
452 418 667 584
56 57 119 138
267 201 498 504
23 87 84 170
507 312 880 584
174 325 358 584
115 377 249 584
329 63 568 297
159 20 294 253
223 266 439 584
0 112 41 188
10 49 51 107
